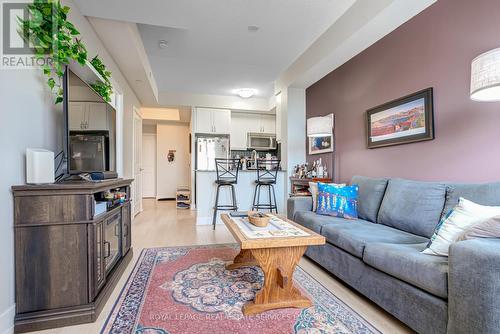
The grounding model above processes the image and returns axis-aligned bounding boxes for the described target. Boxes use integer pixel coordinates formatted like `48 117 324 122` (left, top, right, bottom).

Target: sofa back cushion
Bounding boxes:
377 179 446 238
443 182 500 216
351 176 388 223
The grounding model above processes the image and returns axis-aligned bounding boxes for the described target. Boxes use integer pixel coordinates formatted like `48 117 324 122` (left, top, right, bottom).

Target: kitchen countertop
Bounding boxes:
195 169 286 172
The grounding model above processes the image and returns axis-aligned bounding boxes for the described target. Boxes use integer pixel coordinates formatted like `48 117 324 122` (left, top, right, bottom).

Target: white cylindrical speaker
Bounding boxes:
26 148 55 184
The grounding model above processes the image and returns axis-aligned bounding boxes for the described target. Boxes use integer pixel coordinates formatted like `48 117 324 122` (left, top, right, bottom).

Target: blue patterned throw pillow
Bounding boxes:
316 183 359 219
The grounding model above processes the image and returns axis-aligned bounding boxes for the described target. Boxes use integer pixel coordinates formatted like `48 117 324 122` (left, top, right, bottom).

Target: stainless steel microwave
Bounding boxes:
247 133 277 151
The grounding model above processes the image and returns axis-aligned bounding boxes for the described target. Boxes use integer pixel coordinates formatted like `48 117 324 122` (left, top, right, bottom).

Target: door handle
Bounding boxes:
104 241 111 259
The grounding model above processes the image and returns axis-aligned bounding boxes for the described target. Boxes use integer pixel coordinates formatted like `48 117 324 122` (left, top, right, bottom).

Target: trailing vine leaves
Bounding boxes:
90 55 113 102
18 0 87 104
17 0 113 104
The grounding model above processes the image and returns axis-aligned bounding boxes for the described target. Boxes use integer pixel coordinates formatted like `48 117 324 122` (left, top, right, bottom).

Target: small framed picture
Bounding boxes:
366 88 434 149
309 135 334 155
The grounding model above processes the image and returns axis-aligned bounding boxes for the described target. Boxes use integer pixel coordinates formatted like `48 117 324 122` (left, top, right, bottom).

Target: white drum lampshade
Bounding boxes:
471 47 500 101
307 113 334 137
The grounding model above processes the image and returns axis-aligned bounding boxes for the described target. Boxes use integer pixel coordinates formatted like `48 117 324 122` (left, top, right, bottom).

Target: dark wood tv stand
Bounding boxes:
12 178 134 333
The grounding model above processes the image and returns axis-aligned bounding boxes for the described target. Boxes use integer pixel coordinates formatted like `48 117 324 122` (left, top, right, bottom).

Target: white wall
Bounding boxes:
0 1 141 333
278 87 306 210
156 123 190 199
0 70 58 334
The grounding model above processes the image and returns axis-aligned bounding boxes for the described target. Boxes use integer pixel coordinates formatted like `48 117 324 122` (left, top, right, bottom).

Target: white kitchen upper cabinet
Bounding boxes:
211 109 231 134
230 113 250 150
260 114 276 134
68 102 86 130
194 108 231 134
242 114 259 134
230 112 277 149
87 102 108 130
195 108 213 133
69 102 108 131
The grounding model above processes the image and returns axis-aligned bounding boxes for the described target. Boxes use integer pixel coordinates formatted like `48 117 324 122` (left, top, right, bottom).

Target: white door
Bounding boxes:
211 109 231 134
133 108 143 216
195 108 213 133
142 134 156 198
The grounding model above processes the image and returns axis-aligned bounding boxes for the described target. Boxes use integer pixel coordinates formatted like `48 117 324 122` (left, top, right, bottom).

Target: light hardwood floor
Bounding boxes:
32 199 412 334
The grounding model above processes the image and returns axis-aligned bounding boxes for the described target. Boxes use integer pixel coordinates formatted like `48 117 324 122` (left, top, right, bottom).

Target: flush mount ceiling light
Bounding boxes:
471 47 500 101
158 40 168 49
235 88 257 98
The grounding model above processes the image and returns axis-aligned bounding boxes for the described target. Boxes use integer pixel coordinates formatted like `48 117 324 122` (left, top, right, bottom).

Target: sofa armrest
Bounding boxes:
287 196 313 220
448 238 500 334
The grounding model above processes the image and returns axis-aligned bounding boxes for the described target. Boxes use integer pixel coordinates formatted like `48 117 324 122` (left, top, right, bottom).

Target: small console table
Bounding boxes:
12 178 133 333
289 177 332 197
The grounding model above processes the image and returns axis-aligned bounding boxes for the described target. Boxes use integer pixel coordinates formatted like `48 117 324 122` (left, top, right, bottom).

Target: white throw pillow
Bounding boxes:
422 198 500 256
309 182 345 211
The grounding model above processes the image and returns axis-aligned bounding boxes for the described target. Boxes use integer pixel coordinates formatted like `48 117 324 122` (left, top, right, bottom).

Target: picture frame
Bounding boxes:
309 135 334 155
366 88 434 149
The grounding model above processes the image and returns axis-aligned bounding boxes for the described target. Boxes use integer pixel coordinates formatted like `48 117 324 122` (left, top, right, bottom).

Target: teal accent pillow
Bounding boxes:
316 183 359 219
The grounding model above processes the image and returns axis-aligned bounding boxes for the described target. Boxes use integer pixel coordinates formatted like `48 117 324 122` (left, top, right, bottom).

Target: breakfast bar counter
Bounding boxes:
195 170 286 225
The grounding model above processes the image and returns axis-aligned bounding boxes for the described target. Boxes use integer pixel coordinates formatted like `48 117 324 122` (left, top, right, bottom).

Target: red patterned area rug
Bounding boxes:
101 244 380 334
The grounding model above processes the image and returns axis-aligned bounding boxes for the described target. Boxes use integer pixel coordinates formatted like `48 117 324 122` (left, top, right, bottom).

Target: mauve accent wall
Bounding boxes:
306 0 500 183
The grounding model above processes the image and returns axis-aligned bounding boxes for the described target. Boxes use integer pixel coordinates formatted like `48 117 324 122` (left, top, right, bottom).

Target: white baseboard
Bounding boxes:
0 304 15 334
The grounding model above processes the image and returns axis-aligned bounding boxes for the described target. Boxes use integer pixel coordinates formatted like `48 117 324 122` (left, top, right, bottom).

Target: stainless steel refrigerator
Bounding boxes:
195 135 230 171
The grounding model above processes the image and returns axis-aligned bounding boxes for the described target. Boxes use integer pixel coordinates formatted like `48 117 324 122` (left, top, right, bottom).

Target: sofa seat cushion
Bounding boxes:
294 211 364 234
377 179 446 238
321 221 428 258
363 243 448 299
351 176 388 223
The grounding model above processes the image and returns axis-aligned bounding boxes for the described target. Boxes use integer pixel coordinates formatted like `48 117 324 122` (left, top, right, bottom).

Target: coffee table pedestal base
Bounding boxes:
227 246 312 316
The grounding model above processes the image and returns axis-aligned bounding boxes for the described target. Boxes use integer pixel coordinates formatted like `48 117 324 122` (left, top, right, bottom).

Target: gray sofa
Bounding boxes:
287 176 500 334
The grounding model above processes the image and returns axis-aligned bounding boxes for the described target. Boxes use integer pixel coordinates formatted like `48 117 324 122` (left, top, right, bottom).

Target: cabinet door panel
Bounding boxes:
195 108 214 133
122 202 131 255
246 113 262 134
69 102 86 130
211 109 231 134
89 221 105 301
87 103 108 130
261 114 276 134
16 224 89 313
230 114 248 149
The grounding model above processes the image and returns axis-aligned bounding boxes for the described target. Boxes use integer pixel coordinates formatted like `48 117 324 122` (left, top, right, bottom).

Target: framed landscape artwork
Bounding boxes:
309 135 334 155
366 88 434 149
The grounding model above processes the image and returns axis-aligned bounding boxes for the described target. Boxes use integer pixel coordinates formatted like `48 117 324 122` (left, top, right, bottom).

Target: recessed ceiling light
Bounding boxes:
248 25 259 32
158 40 168 49
235 88 257 98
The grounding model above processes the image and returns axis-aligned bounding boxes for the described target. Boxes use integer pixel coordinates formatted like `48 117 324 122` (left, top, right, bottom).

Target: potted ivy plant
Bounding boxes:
18 0 112 104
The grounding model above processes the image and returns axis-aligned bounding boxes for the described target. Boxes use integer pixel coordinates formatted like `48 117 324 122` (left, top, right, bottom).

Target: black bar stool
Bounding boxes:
213 158 241 229
252 159 281 213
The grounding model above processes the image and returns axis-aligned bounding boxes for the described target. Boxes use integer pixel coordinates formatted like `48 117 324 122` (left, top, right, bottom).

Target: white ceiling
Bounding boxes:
73 0 355 98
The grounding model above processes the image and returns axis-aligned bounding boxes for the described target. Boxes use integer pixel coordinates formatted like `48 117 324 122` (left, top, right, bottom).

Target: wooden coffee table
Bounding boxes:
221 214 325 315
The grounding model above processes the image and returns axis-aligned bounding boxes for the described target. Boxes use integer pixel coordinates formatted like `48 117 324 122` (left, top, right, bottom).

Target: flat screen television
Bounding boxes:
60 64 117 180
